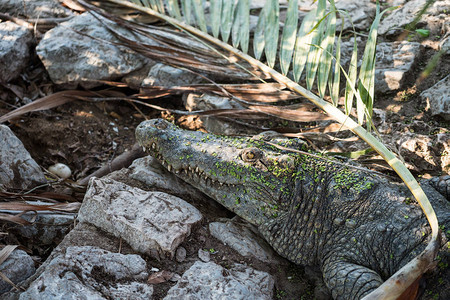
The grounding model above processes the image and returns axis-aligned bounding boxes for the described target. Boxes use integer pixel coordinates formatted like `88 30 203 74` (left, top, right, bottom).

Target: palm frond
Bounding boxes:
79 1 440 298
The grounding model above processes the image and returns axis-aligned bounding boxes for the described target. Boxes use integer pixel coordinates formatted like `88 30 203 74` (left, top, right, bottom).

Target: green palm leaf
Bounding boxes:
279 0 298 75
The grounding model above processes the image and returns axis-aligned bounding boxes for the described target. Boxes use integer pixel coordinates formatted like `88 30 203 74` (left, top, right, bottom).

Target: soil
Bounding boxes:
0 20 449 300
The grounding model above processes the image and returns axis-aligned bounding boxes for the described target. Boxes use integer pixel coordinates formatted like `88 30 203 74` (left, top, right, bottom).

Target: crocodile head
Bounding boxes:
136 118 303 226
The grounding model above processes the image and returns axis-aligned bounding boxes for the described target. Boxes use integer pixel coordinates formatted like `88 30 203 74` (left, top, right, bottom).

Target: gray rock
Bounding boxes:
198 249 211 262
129 156 204 198
379 0 427 36
164 261 274 299
175 247 187 263
440 35 450 54
9 208 76 251
421 75 450 120
380 0 450 36
375 41 422 93
0 21 33 82
19 246 152 300
209 219 276 263
0 0 72 18
335 0 376 31
78 177 202 258
0 249 35 294
142 63 203 87
0 125 46 190
36 12 151 88
184 93 247 135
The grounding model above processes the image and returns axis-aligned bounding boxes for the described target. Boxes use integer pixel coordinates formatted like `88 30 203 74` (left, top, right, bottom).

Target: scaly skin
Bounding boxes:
136 119 449 299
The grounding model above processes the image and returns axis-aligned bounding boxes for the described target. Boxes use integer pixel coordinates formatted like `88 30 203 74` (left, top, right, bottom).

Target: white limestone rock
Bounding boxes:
0 21 33 82
374 41 422 93
0 249 35 294
36 12 152 88
183 93 248 135
142 63 203 87
164 261 274 299
0 125 46 190
209 219 277 263
0 0 72 18
78 177 202 258
19 246 152 300
10 208 76 250
379 0 450 36
421 75 450 121
335 0 376 31
379 0 427 36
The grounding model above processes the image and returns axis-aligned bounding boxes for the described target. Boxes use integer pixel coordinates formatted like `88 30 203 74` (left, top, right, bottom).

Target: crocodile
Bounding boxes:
136 118 449 299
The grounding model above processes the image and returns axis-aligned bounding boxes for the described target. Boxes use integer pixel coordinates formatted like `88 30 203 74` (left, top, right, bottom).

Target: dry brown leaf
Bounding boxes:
0 201 81 212
249 104 331 122
140 82 300 103
147 270 173 284
0 213 33 225
0 90 126 124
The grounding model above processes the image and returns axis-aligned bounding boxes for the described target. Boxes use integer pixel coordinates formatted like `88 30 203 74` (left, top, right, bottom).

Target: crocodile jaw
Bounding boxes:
136 119 296 226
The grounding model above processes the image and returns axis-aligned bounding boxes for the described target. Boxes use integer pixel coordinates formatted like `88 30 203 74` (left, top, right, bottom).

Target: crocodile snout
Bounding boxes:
135 119 172 148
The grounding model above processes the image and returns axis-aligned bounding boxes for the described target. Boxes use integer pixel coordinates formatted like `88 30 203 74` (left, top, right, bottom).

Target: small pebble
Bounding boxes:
48 163 72 179
175 247 187 263
198 249 210 262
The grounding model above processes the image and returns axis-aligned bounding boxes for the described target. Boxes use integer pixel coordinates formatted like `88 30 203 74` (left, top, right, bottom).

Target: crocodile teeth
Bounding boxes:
142 146 146 152
167 165 172 172
151 143 156 149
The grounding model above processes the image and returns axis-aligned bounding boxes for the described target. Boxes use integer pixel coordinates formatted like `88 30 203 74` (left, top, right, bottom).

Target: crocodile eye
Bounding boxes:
241 148 263 163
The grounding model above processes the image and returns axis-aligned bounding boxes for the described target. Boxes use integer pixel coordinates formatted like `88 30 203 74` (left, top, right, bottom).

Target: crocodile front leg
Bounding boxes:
322 258 383 299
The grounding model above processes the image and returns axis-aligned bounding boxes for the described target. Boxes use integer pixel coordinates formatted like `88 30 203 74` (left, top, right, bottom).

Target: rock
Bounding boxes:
379 0 427 36
19 246 152 300
36 12 152 88
0 21 33 82
335 0 376 31
142 63 203 87
129 156 204 198
380 0 450 37
0 248 35 294
209 219 276 263
184 93 248 135
198 249 211 262
334 40 421 93
78 177 202 258
441 35 450 54
0 0 72 18
0 125 46 190
421 75 450 120
121 63 156 89
2 221 138 300
9 209 76 252
375 41 422 93
164 261 274 299
175 247 187 263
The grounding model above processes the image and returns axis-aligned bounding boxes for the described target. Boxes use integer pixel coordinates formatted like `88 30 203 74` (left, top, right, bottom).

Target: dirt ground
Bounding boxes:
0 26 449 300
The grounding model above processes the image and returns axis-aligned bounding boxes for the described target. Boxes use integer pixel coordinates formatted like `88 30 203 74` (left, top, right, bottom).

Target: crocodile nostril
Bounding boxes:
152 119 168 130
